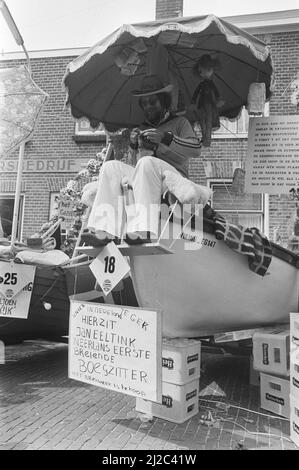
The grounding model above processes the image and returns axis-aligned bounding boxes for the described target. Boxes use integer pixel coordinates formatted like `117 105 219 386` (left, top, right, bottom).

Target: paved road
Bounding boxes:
0 340 296 451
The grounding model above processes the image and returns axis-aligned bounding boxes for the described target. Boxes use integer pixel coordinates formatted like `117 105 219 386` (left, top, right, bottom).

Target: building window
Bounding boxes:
212 107 249 139
208 180 266 232
0 195 24 239
74 118 107 142
211 102 270 139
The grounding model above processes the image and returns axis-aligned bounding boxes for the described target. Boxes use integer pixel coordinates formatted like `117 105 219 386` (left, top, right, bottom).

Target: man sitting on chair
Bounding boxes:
82 74 202 246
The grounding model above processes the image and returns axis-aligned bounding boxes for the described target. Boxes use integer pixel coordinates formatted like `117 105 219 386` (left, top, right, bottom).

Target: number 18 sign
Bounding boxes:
89 242 130 296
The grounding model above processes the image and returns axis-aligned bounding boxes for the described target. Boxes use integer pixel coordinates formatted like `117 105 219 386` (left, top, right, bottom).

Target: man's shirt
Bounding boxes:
139 114 201 177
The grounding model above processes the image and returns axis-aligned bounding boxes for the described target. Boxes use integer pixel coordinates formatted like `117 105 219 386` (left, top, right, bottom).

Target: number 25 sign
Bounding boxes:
89 242 130 296
0 262 36 319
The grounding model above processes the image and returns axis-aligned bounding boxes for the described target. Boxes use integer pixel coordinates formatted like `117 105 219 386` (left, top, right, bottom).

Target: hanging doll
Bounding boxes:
188 54 224 147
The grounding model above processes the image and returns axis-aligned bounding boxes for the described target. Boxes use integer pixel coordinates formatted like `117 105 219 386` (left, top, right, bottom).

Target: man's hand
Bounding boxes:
130 128 141 149
140 129 163 144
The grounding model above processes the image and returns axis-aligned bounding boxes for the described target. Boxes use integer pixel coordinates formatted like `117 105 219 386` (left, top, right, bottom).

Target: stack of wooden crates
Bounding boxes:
136 338 201 423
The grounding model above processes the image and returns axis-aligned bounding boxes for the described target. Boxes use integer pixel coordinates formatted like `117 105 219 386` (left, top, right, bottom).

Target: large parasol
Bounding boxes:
63 14 274 132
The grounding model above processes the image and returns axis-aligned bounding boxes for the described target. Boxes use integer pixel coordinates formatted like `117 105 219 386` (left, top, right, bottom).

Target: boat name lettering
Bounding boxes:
265 393 284 405
262 343 269 364
293 377 299 389
162 357 174 369
162 395 173 408
186 389 197 401
187 353 199 364
180 232 216 248
201 239 216 248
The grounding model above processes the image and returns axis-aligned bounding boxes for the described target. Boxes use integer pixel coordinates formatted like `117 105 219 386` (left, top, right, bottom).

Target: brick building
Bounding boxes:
0 5 298 246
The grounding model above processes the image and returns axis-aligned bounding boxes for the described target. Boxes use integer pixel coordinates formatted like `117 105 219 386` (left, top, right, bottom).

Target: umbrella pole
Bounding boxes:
10 141 25 245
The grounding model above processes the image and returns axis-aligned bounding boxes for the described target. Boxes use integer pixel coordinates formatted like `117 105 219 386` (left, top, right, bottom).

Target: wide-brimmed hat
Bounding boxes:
132 74 173 96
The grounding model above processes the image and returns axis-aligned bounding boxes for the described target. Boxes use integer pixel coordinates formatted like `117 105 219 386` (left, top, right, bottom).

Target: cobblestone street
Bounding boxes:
0 340 296 451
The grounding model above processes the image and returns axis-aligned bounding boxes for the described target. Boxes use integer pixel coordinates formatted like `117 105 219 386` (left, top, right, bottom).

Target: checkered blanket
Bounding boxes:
214 214 272 276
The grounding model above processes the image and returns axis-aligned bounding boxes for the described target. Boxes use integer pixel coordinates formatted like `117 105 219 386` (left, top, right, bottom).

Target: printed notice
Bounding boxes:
245 115 299 194
68 301 162 402
0 262 36 318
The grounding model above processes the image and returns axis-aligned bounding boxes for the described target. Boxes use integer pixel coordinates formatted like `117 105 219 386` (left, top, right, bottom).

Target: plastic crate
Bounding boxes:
161 337 201 385
136 378 199 423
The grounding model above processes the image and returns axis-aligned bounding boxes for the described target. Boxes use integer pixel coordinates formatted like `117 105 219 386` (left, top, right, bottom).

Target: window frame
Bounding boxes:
0 193 25 240
210 102 270 140
74 118 107 142
207 178 269 235
212 107 249 139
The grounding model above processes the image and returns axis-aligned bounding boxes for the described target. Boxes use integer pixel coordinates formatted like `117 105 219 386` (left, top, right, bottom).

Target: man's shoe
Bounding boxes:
124 231 155 245
80 230 117 247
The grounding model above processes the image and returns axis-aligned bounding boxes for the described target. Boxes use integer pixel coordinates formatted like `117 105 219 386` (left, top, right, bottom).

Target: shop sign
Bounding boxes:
0 158 88 173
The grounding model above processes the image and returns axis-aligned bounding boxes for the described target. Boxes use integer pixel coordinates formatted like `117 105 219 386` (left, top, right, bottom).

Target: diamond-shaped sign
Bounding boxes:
89 242 130 296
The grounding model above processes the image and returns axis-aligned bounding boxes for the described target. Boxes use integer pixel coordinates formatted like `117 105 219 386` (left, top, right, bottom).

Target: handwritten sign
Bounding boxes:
59 200 77 231
68 301 162 402
245 115 299 194
0 262 36 319
89 242 130 296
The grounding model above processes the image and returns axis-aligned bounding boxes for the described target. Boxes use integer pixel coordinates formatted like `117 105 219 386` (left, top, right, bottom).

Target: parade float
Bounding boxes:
63 14 299 338
0 11 298 343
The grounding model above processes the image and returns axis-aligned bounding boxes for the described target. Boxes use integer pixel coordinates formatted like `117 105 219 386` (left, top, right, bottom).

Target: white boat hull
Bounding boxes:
130 222 299 337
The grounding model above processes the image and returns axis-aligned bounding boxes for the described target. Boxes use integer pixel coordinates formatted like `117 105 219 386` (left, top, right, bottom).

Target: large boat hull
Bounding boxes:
130 219 299 337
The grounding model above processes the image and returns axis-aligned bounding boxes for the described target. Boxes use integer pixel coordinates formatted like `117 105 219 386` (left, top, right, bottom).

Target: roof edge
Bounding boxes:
0 9 298 61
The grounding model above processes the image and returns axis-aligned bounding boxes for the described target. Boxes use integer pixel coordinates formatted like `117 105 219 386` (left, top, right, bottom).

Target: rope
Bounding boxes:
157 200 178 244
168 212 194 250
